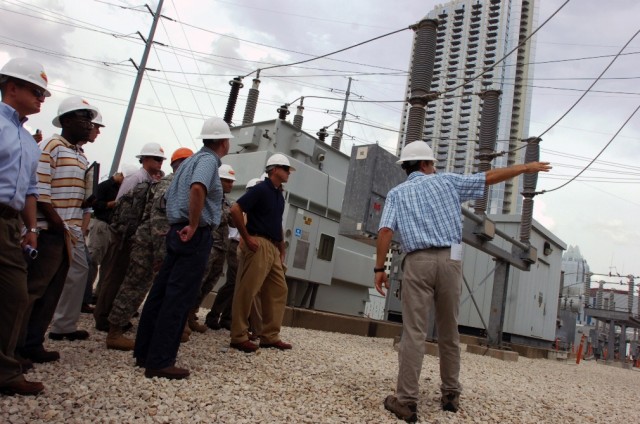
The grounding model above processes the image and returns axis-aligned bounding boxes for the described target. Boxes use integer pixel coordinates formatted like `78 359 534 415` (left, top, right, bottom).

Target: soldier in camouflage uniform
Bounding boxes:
106 148 194 350
187 164 236 333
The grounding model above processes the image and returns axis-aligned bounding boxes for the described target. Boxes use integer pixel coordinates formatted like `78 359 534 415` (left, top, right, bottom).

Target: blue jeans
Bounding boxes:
134 224 212 370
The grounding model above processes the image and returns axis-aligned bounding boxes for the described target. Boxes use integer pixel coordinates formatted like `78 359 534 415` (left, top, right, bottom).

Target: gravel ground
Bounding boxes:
2 311 638 423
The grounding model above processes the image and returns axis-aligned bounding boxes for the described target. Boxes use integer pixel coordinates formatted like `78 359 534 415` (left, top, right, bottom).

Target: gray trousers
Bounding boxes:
396 248 462 404
50 227 89 333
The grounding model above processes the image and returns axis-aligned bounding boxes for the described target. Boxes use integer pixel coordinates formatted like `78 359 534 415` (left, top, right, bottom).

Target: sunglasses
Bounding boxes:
278 165 291 172
149 156 164 163
17 83 46 99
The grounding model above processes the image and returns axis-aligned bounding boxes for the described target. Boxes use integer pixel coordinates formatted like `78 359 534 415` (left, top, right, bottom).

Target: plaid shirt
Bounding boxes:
379 171 485 253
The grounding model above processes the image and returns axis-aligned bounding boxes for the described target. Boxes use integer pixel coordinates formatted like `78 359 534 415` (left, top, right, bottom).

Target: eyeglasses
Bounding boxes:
149 156 164 163
16 83 46 99
278 165 291 172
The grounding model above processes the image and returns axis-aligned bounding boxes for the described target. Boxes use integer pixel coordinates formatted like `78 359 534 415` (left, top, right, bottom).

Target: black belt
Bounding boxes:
0 203 19 220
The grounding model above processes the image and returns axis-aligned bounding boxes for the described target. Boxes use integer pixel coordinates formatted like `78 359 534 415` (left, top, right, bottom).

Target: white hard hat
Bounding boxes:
266 153 296 171
0 58 51 97
92 110 105 127
196 117 234 140
219 164 236 181
246 178 262 189
52 96 99 128
136 142 166 159
397 141 437 164
120 163 139 177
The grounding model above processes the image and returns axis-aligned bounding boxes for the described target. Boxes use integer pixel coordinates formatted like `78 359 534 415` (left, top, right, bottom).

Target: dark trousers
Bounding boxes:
206 239 238 325
20 230 69 354
134 225 212 370
0 216 28 385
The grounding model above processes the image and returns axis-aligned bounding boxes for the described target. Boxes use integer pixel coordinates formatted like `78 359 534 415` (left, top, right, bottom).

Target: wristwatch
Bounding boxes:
28 227 40 235
374 267 385 273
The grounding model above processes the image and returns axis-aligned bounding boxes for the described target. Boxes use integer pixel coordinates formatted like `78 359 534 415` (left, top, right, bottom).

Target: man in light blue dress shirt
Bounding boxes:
0 57 50 396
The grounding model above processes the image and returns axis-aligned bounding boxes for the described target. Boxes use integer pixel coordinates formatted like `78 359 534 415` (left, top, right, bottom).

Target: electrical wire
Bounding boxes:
241 26 410 78
537 103 640 194
536 29 640 138
440 0 571 95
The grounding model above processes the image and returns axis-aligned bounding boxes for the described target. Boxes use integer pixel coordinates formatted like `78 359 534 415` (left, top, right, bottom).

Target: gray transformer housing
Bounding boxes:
339 145 407 246
222 119 376 316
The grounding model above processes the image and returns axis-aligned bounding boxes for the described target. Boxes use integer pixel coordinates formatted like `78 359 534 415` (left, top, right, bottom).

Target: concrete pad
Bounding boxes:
467 344 519 362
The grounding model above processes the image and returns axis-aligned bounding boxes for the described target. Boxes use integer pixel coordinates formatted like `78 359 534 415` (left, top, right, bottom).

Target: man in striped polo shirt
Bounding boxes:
19 96 98 363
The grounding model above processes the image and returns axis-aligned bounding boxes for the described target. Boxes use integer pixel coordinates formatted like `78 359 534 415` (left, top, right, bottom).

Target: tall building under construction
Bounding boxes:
398 0 539 214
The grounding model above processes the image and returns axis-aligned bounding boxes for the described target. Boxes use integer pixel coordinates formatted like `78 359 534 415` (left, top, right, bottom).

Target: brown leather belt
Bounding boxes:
0 203 19 220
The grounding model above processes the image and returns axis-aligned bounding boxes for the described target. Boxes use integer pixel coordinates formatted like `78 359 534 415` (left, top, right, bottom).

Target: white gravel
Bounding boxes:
2 311 638 423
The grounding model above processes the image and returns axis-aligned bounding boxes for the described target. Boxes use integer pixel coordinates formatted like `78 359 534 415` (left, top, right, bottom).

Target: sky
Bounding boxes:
1 0 639 285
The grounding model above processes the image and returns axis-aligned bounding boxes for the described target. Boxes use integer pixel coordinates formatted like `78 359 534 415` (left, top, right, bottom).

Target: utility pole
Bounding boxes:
110 0 165 176
331 77 352 150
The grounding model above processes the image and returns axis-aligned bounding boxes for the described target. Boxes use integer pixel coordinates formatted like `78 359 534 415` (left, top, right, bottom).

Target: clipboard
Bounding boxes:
84 161 100 204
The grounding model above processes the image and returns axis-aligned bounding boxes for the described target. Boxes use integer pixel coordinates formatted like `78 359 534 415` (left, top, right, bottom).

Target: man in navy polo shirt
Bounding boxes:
229 153 294 353
133 117 230 380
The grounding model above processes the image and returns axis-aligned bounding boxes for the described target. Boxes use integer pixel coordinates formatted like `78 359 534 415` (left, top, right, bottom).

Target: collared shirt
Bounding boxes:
116 167 152 200
165 146 222 227
92 176 121 223
36 134 90 229
379 171 485 253
0 102 41 211
236 177 284 242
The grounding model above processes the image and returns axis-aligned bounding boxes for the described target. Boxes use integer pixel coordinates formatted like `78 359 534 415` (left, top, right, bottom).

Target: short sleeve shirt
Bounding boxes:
236 178 284 242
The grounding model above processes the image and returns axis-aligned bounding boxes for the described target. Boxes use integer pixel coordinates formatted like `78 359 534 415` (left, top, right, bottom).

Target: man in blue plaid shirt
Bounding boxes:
375 141 551 423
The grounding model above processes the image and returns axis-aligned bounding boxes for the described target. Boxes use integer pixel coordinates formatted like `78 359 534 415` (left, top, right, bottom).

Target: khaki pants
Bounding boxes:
230 237 287 344
396 248 462 404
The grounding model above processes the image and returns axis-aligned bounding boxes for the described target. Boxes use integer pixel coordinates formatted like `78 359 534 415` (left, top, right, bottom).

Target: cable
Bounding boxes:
537 29 640 138
441 0 571 95
242 26 409 78
538 103 640 194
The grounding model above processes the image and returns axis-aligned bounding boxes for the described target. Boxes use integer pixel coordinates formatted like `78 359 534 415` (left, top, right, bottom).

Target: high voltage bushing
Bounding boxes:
293 104 304 129
596 281 604 309
331 128 342 150
405 19 438 145
518 137 541 244
628 276 634 313
584 273 592 308
242 78 260 125
317 127 329 142
277 104 290 120
474 90 502 215
223 77 244 125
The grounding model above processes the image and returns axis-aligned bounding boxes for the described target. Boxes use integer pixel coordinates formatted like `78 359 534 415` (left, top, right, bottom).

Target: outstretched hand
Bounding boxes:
524 162 552 173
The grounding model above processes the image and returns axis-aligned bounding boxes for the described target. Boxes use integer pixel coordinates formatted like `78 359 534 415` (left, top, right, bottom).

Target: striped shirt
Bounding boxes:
166 146 222 227
36 135 90 229
379 171 485 253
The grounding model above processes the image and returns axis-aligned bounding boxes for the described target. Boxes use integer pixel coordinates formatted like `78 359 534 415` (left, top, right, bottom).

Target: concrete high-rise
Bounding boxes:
398 0 539 214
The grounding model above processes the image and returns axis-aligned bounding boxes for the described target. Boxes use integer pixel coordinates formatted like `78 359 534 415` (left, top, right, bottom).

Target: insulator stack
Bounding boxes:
474 90 501 215
331 128 342 150
277 104 290 120
242 78 260 125
518 137 541 244
596 281 604 309
608 292 615 310
583 273 591 308
317 127 328 142
628 276 635 313
223 77 243 125
405 19 438 145
293 103 304 129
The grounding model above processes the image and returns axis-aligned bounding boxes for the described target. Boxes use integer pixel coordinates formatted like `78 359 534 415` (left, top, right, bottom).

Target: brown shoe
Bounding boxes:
106 326 135 351
441 391 460 412
230 340 259 353
260 340 292 350
383 395 417 423
21 347 60 364
144 366 190 380
0 379 45 396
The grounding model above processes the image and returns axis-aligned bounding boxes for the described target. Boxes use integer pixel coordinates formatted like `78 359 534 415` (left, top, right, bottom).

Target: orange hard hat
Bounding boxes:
170 147 194 164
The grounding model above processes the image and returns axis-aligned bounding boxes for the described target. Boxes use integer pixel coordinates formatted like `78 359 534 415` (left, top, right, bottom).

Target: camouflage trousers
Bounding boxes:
195 246 226 309
108 231 162 328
